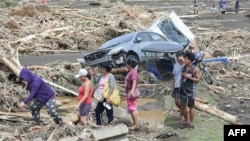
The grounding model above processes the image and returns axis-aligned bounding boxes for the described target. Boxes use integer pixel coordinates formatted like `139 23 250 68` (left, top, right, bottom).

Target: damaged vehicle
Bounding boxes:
78 12 195 68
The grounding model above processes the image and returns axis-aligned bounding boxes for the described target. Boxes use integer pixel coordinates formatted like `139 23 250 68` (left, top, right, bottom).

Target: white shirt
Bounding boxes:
211 7 217 14
172 63 183 88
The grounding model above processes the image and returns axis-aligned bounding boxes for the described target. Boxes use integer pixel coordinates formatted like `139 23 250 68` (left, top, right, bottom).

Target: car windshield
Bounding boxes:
99 32 135 49
158 20 189 48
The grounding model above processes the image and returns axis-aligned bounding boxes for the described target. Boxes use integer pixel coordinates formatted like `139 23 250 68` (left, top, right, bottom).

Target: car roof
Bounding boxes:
99 32 137 49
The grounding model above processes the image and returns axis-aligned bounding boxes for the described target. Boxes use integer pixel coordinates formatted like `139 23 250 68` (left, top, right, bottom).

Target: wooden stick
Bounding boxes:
43 79 78 96
47 127 59 141
196 97 209 104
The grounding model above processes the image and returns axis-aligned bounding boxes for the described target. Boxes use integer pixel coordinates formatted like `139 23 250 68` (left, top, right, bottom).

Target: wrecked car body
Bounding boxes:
78 12 195 68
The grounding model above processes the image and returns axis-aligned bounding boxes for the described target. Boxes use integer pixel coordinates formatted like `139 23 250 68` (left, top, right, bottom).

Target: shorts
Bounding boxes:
79 103 92 116
194 7 198 11
221 11 226 14
127 99 137 113
180 98 195 108
172 88 180 99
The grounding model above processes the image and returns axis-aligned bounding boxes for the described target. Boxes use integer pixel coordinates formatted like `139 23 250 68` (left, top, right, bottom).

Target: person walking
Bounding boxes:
219 0 226 19
75 69 94 126
179 52 201 130
211 5 217 17
125 59 139 130
172 53 185 122
235 0 240 16
93 63 116 126
193 0 199 14
18 68 63 131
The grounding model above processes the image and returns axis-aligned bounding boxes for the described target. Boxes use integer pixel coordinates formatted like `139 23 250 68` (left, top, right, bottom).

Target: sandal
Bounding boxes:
188 124 195 130
180 123 189 129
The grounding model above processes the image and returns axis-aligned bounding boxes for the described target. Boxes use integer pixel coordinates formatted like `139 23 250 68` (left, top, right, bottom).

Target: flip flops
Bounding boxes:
188 124 195 130
180 123 189 129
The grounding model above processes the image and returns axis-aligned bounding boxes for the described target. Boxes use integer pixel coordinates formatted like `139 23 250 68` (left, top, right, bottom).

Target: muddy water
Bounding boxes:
57 96 165 131
121 98 165 131
138 109 165 130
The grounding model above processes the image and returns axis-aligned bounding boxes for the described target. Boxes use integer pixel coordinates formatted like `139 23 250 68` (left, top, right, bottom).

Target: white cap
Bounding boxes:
75 69 88 78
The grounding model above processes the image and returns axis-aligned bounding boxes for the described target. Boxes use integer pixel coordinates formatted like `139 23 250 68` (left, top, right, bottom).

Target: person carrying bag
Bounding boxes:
93 63 119 125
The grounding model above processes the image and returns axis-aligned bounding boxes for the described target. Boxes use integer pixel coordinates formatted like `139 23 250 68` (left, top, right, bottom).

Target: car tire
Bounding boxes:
126 54 139 65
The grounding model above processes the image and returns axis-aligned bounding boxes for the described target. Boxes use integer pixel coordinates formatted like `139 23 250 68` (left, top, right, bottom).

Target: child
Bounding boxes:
211 5 217 17
193 0 198 14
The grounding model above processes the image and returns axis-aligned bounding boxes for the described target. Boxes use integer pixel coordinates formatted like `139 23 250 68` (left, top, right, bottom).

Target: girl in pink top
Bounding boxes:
125 59 139 130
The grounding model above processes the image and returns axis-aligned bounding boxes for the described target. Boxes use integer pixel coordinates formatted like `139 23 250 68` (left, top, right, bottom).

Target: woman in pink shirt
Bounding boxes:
75 69 94 126
125 59 139 130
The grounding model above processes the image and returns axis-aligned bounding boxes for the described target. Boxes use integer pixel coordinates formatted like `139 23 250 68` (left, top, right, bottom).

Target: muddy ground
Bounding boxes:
1 0 250 141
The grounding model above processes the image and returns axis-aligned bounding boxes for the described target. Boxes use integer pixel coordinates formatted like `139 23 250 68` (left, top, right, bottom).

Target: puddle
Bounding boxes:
121 98 165 131
138 108 165 130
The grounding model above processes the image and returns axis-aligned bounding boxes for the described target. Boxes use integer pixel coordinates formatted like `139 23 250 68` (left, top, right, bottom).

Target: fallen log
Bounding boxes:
195 102 241 125
196 97 209 104
204 84 225 94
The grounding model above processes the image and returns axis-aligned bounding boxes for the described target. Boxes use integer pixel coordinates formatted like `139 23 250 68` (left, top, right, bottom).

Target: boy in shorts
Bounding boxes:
179 51 201 130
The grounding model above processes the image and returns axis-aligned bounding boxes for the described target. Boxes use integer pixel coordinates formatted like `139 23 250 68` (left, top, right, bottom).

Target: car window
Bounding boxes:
149 32 166 41
158 20 189 47
135 33 152 43
100 32 135 49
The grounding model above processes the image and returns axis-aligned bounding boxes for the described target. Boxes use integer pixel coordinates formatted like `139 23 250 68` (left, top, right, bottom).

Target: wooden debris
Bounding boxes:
8 4 38 17
5 19 21 29
195 102 241 125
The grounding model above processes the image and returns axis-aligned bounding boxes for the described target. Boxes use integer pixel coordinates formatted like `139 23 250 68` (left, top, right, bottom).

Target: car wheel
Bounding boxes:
126 54 139 64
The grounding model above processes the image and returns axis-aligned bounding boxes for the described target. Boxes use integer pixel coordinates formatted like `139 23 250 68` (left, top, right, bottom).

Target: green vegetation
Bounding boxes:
0 0 20 8
197 83 218 107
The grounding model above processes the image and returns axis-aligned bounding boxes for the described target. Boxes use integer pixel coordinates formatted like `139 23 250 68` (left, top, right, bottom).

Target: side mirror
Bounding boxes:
135 37 142 43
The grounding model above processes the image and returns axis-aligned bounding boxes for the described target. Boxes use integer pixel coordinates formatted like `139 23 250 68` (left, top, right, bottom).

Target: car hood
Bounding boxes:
148 11 195 49
141 41 183 53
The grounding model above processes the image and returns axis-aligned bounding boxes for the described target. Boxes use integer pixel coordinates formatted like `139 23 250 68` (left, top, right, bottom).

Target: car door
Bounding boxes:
148 11 195 49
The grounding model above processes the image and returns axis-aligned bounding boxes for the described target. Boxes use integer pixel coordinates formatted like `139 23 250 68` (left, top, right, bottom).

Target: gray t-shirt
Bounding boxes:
172 63 183 88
